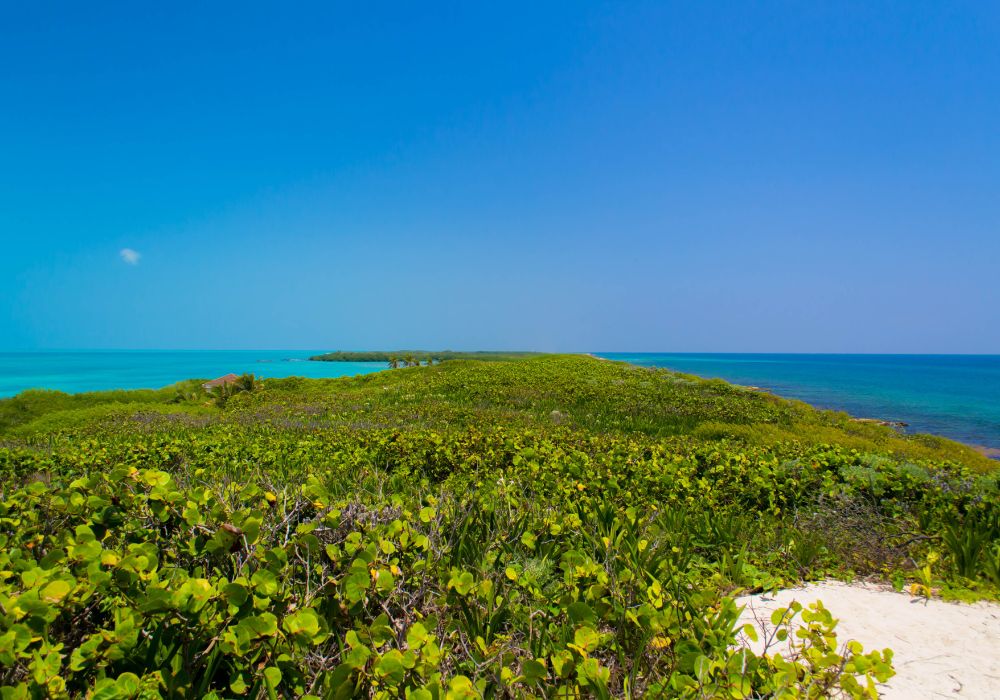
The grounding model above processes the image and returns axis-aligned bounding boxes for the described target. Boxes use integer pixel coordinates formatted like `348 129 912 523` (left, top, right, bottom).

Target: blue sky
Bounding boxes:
2 2 998 353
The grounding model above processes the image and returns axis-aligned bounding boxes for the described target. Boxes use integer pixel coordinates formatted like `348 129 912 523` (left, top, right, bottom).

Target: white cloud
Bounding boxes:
119 248 141 265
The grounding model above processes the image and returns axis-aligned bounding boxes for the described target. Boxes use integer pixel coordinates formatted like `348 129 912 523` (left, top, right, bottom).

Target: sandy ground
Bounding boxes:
735 581 1000 699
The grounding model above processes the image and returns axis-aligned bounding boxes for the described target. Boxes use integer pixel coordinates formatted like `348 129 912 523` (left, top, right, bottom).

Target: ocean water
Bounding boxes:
0 351 385 397
598 353 1000 450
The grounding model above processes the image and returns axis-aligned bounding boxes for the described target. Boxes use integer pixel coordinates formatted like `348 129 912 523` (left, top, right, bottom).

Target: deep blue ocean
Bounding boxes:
1 351 998 451
598 353 1000 451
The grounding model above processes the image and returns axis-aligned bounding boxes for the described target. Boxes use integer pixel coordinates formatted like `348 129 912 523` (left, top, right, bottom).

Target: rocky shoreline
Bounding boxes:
972 444 1000 460
850 417 909 429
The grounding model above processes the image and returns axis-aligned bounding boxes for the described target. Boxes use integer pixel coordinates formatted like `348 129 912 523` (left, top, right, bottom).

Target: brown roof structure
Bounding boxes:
202 373 240 390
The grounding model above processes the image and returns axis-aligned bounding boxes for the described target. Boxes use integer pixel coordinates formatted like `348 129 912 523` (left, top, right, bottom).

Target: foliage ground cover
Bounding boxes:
0 355 997 698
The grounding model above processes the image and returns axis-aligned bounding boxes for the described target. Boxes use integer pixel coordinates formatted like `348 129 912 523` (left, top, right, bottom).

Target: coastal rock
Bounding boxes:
972 445 1000 460
851 417 908 429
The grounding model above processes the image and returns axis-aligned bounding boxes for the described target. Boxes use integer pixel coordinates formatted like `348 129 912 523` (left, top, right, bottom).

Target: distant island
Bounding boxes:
309 350 542 364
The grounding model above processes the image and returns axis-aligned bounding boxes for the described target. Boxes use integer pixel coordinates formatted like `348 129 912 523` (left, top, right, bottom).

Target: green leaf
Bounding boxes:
344 644 371 670
567 602 596 625
242 613 278 638
230 673 249 695
375 650 408 684
115 672 140 695
693 655 711 683
447 570 475 596
89 679 124 700
406 622 430 649
551 650 574 678
572 626 601 653
577 657 610 687
222 582 249 607
251 570 278 596
726 662 752 699
343 569 370 604
40 580 72 603
445 675 478 700
263 666 282 689
375 568 395 594
770 608 789 626
522 659 547 681
283 609 324 644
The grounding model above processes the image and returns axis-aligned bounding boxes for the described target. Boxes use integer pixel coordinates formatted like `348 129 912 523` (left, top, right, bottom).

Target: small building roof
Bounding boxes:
202 373 240 389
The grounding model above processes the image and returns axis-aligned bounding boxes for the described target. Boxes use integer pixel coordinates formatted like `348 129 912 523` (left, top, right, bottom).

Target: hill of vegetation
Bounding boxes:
0 355 997 698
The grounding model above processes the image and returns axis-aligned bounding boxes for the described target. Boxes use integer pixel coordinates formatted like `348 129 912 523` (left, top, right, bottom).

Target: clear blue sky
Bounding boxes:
3 2 998 353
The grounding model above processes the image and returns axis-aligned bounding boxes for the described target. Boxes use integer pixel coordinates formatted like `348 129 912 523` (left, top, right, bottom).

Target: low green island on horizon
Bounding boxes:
310 351 542 363
1 352 998 697
309 350 543 368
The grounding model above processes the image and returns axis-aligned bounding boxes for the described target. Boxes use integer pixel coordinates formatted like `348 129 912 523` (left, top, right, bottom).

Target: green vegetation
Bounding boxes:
209 374 261 409
0 355 997 698
0 381 211 437
309 351 542 366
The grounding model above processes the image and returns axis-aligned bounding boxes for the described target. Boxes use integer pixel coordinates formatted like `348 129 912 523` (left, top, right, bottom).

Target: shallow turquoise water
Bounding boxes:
0 351 384 397
598 353 1000 450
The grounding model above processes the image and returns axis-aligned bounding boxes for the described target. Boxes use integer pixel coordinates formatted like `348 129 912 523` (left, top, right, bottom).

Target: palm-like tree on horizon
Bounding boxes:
234 373 257 393
388 356 400 369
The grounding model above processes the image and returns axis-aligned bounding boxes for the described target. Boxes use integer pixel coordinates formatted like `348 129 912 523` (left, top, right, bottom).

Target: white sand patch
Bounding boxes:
735 581 1000 698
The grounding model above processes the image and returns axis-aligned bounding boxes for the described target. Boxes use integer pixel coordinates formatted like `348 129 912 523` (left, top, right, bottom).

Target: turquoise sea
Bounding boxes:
1 351 998 451
0 351 385 398
598 353 1000 451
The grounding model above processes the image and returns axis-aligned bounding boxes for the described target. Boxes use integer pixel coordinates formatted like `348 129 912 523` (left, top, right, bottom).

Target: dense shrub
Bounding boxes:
0 355 995 698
